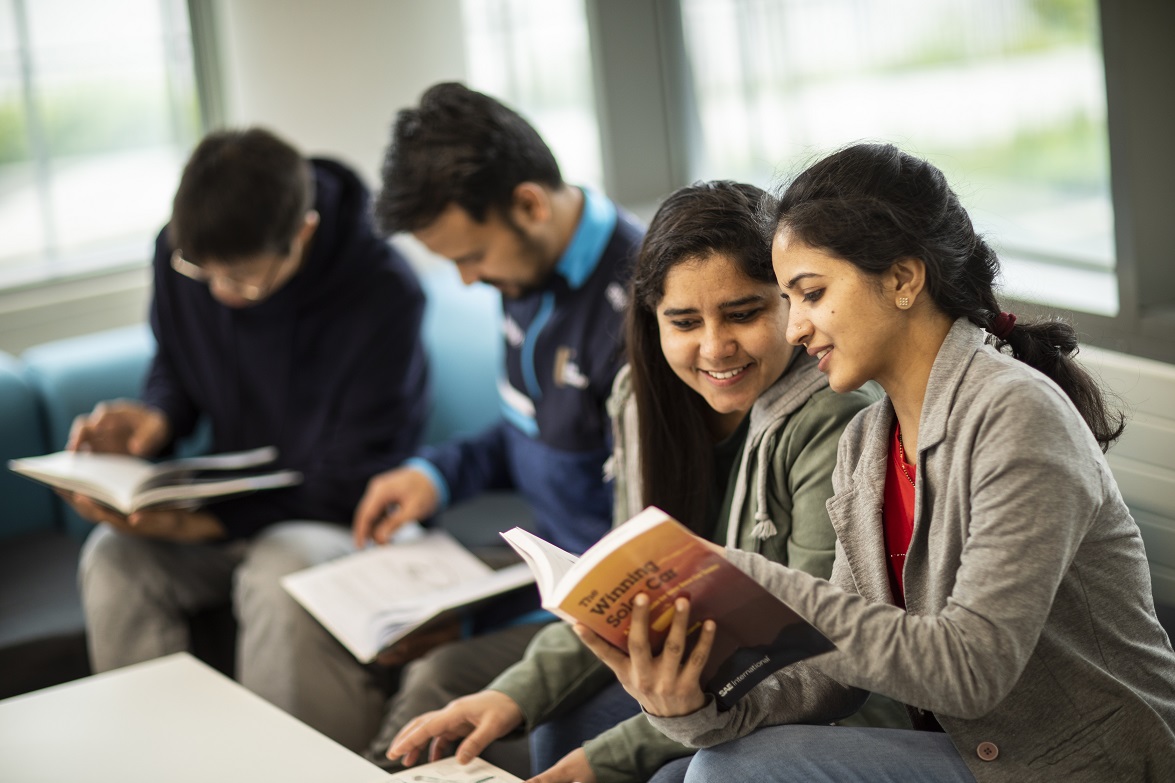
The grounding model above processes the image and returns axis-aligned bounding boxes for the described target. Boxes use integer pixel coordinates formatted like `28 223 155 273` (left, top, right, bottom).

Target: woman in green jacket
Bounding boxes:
383 180 894 782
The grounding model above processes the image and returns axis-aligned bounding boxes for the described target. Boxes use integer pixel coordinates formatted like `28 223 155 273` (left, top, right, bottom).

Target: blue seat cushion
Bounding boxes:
418 262 503 445
0 351 56 539
20 324 155 452
20 325 156 540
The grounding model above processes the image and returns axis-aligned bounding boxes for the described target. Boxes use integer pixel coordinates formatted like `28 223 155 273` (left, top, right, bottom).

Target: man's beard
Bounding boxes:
488 223 550 298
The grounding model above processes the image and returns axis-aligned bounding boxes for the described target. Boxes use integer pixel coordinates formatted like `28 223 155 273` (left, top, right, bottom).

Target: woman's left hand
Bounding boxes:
574 593 715 718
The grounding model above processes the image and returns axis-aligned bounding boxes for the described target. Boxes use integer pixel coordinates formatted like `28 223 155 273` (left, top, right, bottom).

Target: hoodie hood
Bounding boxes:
606 347 829 545
259 158 388 311
724 347 828 547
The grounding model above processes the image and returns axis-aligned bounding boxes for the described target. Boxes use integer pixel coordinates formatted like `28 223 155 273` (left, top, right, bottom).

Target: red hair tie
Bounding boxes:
990 311 1017 340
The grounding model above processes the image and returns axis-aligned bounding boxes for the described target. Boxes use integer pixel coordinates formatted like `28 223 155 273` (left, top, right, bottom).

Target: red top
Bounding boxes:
883 422 917 606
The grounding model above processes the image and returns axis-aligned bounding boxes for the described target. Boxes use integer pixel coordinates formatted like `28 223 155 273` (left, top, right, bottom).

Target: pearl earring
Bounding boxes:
897 296 910 308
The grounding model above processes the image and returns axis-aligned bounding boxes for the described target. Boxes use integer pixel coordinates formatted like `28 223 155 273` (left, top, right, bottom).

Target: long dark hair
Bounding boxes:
628 181 777 532
773 143 1124 450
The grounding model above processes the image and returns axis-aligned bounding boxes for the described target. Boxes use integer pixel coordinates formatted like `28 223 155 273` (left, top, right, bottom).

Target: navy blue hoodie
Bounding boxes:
143 158 430 539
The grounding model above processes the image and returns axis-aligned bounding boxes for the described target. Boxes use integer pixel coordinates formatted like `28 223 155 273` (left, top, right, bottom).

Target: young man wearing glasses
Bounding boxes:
70 127 430 751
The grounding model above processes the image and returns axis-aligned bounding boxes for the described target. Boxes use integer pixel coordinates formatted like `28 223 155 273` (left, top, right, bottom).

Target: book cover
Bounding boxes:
503 506 835 709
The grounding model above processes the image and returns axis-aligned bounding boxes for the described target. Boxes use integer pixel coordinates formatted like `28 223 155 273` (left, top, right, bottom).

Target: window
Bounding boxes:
0 0 201 290
461 0 604 189
679 0 1114 314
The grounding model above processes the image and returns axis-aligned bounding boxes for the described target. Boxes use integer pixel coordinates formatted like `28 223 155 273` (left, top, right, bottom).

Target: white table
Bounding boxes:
0 653 390 783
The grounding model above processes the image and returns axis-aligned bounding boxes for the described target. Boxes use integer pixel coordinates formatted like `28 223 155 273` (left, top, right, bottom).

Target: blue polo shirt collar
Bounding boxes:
554 187 617 290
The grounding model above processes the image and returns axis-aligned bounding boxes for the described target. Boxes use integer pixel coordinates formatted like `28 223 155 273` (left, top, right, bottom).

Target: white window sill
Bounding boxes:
998 253 1118 317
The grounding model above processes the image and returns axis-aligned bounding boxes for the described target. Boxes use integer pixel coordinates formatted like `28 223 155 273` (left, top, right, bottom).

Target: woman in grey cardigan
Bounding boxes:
577 144 1175 782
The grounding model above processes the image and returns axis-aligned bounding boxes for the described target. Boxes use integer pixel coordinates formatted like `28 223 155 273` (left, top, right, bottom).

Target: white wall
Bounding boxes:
0 0 467 355
1081 347 1175 608
214 0 467 187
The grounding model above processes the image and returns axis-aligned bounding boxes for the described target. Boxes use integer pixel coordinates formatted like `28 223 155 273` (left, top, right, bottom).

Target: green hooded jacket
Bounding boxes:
489 350 895 782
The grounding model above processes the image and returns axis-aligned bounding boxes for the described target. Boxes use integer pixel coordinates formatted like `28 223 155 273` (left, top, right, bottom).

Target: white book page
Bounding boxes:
385 756 523 782
133 469 301 510
8 447 294 513
370 563 535 623
371 563 535 651
501 509 672 609
8 451 157 511
499 528 579 602
281 528 495 662
148 446 278 475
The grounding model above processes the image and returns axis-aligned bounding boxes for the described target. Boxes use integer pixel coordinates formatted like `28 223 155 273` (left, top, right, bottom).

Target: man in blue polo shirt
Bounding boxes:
351 82 644 771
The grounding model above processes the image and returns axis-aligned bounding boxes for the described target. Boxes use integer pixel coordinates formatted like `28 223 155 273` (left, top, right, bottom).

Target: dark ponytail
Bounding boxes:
993 318 1124 450
775 143 1124 451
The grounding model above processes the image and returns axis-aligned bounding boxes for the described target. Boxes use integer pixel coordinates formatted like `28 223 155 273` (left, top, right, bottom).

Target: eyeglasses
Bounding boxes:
170 250 289 302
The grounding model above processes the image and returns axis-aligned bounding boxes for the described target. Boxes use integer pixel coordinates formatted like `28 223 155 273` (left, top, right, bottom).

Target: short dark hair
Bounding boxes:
375 82 562 234
774 142 1123 450
627 180 776 533
168 127 314 264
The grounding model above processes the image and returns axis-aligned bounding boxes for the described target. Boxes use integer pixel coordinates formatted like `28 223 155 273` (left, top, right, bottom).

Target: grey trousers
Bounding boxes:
78 521 386 752
363 622 548 777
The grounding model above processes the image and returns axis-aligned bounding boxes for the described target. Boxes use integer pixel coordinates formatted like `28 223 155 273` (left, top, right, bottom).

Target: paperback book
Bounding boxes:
502 506 835 709
7 446 301 514
282 527 535 664
386 756 523 783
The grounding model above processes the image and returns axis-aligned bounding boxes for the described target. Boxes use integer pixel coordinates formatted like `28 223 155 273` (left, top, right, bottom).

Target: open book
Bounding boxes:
386 756 522 783
502 506 835 709
7 446 302 514
282 527 535 664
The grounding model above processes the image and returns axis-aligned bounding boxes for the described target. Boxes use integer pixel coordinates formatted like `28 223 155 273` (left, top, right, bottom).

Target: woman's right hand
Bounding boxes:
386 689 524 767
574 593 715 718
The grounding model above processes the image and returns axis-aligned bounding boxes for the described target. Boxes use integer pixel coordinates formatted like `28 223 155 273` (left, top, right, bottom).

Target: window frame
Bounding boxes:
586 0 1175 364
0 0 218 294
0 0 223 354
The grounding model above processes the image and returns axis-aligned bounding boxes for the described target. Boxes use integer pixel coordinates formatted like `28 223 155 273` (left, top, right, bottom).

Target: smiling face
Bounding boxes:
656 252 792 437
773 230 903 393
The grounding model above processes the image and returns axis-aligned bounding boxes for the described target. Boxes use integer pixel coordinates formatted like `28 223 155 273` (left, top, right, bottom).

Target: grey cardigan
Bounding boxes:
649 319 1175 781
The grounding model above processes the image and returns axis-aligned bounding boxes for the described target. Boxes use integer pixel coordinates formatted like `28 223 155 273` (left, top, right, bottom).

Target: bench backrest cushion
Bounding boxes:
0 352 56 539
